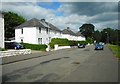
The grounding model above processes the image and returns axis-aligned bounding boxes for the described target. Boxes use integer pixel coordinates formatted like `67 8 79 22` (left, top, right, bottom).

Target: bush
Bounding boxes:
0 48 6 51
77 41 88 45
69 40 78 46
49 38 70 48
21 43 47 51
86 37 93 44
49 38 88 48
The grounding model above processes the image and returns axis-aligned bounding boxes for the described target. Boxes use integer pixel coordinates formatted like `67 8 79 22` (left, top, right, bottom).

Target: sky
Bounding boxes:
0 0 119 32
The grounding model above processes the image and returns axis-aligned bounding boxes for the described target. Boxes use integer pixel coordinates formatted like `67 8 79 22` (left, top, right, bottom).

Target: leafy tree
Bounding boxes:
93 30 102 42
101 28 119 45
3 12 26 38
79 23 95 38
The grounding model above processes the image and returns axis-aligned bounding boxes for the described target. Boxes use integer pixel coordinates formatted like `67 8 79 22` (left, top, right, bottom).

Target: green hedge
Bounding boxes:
49 38 88 48
77 41 88 45
49 38 70 48
0 48 6 51
21 43 47 51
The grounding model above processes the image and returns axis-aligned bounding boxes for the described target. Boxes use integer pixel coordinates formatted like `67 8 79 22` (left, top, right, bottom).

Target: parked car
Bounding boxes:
95 43 104 50
78 44 85 48
5 42 25 49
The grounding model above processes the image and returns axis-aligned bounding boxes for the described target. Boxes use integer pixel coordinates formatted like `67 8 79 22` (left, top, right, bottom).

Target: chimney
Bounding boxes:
67 27 70 30
41 19 45 22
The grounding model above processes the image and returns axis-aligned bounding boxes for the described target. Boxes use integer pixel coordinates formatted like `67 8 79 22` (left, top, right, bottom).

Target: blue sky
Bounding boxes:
1 1 118 31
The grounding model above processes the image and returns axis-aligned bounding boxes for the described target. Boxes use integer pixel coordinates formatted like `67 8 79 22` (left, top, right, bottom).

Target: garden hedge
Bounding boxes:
21 43 47 51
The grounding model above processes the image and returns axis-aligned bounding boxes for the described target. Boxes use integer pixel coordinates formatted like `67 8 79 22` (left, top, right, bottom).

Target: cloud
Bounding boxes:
58 2 118 16
1 2 118 32
2 2 55 20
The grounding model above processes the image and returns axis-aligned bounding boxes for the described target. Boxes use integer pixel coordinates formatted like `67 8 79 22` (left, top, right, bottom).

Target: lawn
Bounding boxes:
108 44 120 60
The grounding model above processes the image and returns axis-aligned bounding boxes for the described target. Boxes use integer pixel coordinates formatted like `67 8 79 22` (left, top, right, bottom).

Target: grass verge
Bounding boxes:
108 44 120 60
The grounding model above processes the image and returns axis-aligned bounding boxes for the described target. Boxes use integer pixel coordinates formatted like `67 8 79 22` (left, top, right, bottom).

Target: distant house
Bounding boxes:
76 31 86 41
0 13 4 48
15 18 62 44
62 27 85 41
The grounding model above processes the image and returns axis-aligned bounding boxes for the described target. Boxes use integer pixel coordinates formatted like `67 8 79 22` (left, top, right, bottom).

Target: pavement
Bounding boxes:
1 45 118 82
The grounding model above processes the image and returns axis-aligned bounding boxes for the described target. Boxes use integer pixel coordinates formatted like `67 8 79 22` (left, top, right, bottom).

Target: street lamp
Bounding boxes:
105 32 109 44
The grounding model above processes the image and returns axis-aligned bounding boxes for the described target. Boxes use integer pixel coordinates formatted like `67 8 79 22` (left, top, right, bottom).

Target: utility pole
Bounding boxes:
105 32 109 44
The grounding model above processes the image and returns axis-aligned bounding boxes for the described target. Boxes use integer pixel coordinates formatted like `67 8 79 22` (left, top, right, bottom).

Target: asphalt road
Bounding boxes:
1 45 118 83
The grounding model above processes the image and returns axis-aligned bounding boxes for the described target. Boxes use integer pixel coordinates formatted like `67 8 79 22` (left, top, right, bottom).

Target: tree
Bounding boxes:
3 12 26 38
93 30 102 42
101 28 119 44
79 23 95 38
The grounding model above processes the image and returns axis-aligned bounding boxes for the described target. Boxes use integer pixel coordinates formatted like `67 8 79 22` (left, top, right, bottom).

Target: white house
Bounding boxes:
15 18 85 45
76 31 86 41
61 27 85 41
15 18 62 44
0 13 4 48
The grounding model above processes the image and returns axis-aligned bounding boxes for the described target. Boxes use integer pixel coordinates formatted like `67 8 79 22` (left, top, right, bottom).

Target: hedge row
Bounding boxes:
21 43 47 51
49 38 70 48
49 38 88 48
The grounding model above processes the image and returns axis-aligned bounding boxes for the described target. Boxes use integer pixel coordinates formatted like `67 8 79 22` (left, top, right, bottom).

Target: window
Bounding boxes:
38 38 42 44
46 28 49 34
21 29 23 34
21 39 23 43
39 27 41 33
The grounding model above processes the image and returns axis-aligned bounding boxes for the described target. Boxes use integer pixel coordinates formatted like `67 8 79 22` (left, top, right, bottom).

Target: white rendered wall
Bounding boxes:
0 17 4 48
15 27 37 44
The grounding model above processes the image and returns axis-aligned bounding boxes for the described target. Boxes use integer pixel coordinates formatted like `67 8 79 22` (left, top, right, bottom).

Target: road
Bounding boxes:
1 45 118 82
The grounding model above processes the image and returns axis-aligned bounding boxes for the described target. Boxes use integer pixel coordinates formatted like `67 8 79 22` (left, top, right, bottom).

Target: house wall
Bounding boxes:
15 27 62 45
36 28 62 44
0 16 4 48
77 36 86 41
15 27 37 44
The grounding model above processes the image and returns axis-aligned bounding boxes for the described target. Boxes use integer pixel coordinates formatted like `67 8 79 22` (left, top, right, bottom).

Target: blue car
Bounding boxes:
95 43 104 50
5 42 25 50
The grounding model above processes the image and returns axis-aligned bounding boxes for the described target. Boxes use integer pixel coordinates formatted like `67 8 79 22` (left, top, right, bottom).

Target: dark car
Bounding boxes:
5 42 25 49
78 44 85 48
95 43 104 50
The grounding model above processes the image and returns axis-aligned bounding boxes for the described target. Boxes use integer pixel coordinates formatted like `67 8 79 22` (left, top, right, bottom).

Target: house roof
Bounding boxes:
48 23 61 32
76 31 84 37
15 18 61 32
62 28 76 36
15 18 45 29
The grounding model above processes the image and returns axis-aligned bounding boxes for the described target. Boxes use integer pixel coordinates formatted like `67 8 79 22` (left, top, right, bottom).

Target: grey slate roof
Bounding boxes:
76 31 84 37
15 18 61 32
62 28 76 36
47 23 61 32
15 18 45 29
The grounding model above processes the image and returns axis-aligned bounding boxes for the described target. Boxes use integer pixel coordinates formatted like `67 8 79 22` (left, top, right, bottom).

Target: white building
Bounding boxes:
15 18 61 44
76 31 86 41
15 18 85 45
0 13 4 48
62 27 85 41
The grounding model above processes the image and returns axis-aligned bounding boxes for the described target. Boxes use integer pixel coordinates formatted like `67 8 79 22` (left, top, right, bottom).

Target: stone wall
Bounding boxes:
0 49 31 57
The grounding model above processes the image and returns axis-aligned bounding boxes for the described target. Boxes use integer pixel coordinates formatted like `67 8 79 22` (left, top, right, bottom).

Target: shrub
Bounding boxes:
21 43 47 51
69 40 78 46
49 38 70 48
0 48 6 51
77 41 88 45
